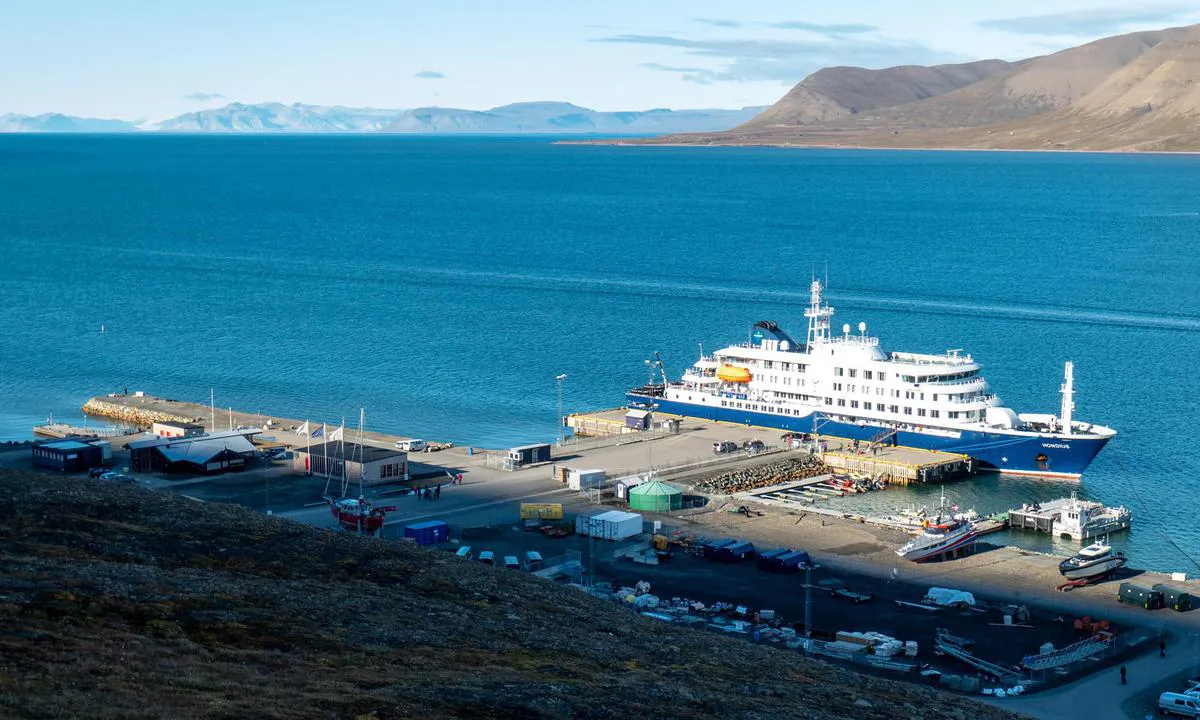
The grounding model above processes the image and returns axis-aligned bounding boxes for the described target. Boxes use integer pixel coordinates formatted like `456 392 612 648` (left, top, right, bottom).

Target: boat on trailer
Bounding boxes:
1058 541 1127 581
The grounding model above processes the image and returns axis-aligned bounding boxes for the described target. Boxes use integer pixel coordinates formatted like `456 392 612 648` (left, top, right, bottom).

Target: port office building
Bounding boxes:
128 428 261 474
291 442 408 485
32 439 106 472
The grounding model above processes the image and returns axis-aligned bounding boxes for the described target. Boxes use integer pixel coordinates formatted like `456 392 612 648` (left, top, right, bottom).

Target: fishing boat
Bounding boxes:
896 518 979 562
627 279 1115 478
1058 541 1127 581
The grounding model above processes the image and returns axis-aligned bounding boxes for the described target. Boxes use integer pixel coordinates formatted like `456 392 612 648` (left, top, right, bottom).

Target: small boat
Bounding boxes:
896 518 979 562
326 495 397 535
1058 541 1127 581
1052 493 1132 540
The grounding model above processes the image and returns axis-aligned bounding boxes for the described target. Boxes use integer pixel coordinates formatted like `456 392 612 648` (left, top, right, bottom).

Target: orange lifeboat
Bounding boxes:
717 365 752 384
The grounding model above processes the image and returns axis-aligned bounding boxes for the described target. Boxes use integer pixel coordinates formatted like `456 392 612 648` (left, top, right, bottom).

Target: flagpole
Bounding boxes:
322 423 328 484
305 420 310 474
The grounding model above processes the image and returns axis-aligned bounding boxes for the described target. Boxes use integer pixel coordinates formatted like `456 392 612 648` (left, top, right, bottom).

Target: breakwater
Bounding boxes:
82 397 201 428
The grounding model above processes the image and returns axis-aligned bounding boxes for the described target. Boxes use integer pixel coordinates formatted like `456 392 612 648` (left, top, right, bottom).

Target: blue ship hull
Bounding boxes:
627 393 1109 478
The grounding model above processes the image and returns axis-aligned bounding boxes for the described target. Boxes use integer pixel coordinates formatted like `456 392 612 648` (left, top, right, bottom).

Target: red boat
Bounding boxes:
326 496 397 535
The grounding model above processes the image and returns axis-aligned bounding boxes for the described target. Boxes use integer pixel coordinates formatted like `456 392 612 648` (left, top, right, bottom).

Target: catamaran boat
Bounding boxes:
1052 493 1132 541
896 517 979 563
1058 541 1127 581
627 280 1116 478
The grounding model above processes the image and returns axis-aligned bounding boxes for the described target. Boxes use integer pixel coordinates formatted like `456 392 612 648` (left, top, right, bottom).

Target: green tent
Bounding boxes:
628 479 683 512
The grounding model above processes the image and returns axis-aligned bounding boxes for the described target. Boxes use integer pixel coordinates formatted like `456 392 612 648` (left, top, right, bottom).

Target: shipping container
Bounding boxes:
508 443 551 466
756 549 789 571
717 541 756 563
520 503 563 520
757 548 807 573
524 551 544 571
1118 582 1164 610
479 550 495 565
567 468 607 491
503 556 520 570
403 520 450 546
455 546 473 560
702 539 736 561
625 409 652 430
575 510 643 540
1153 584 1194 612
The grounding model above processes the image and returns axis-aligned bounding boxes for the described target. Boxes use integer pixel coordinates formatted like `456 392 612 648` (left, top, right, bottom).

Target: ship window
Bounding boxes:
876 403 885 411
917 409 927 417
877 372 886 381
850 401 859 409
833 383 843 392
933 394 938 401
931 410 939 418
837 399 846 407
864 370 873 380
903 407 912 415
834 367 844 377
848 369 857 378
825 398 833 405
949 411 959 419
889 405 898 413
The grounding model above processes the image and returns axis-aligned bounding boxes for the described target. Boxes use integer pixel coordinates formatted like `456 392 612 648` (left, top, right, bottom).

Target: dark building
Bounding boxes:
128 429 260 474
31 439 105 472
291 442 408 485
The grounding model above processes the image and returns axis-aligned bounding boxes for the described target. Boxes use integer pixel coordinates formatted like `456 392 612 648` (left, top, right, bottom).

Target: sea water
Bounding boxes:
1 135 1197 571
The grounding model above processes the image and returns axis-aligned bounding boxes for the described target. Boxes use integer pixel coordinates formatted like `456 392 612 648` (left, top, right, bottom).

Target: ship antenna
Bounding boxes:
1060 361 1075 433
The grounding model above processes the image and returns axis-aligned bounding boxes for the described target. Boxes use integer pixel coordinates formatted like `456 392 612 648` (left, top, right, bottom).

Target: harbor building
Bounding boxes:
151 420 205 438
128 428 262 474
31 439 105 472
291 442 408 485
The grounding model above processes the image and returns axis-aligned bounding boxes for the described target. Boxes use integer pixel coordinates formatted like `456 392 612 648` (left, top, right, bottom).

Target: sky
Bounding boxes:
2 0 1199 120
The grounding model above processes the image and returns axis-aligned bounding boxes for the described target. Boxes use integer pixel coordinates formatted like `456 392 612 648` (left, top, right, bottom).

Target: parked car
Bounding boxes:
395 439 428 452
88 467 109 478
1160 692 1200 717
743 439 766 453
100 472 136 484
712 441 739 455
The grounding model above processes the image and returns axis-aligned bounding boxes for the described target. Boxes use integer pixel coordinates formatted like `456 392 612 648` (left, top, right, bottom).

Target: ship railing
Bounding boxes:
942 394 995 405
890 354 973 366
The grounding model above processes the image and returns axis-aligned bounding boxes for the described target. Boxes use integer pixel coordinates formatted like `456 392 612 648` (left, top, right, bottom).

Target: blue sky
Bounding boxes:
2 0 1199 120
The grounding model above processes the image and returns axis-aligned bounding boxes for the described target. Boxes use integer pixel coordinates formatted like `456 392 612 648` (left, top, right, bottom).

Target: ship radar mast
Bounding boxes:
804 279 834 347
1060 361 1075 432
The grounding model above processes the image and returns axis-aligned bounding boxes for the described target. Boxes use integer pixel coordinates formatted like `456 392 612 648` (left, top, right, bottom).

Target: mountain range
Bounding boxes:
0 101 765 135
625 23 1200 152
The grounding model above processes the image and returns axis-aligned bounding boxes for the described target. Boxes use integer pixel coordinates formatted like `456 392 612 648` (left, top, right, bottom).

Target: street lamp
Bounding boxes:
555 374 568 446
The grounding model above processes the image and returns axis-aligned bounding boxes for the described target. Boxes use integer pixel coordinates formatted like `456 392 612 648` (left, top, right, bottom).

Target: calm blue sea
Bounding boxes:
1 135 1198 571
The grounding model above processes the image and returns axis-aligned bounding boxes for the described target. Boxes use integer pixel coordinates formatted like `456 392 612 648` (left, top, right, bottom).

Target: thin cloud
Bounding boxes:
769 20 879 34
599 34 966 83
978 4 1194 36
414 70 446 79
184 92 225 101
693 18 742 29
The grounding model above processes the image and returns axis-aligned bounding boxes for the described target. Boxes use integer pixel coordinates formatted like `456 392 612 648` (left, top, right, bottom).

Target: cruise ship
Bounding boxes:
627 281 1115 478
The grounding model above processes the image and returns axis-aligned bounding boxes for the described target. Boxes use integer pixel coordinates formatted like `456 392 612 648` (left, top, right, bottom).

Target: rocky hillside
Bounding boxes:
638 23 1200 152
0 469 1025 720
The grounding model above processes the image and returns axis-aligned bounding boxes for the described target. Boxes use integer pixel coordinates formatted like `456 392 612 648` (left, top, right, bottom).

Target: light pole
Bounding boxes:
555 374 568 446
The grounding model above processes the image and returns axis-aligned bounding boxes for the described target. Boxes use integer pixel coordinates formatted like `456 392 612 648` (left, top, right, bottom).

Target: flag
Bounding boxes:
312 423 325 439
296 420 310 436
329 425 344 442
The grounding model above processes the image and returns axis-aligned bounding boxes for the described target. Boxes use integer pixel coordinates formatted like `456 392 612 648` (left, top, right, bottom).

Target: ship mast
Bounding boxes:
1060 361 1075 433
804 279 834 348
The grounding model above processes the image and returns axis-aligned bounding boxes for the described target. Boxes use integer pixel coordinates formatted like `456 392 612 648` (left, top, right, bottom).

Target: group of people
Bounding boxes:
413 473 464 501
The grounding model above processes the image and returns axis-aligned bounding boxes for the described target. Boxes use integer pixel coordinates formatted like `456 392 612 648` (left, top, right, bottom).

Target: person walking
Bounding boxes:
1120 665 1127 685
435 484 441 500
1160 638 1166 658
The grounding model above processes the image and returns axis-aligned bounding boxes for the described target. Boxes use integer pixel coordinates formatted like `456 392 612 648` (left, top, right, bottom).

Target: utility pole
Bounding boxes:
804 564 813 645
209 388 215 432
555 374 568 445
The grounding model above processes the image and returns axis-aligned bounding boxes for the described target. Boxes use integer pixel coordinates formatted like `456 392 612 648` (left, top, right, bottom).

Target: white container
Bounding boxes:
905 640 919 657
577 510 642 540
568 468 607 491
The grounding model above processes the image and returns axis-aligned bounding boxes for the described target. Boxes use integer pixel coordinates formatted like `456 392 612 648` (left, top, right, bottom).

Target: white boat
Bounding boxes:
896 518 979 562
1058 541 1127 581
1051 493 1132 540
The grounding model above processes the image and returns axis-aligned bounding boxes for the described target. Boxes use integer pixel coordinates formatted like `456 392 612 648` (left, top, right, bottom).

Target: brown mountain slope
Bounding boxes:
867 26 1188 129
0 470 1027 720
740 59 1012 129
615 23 1200 152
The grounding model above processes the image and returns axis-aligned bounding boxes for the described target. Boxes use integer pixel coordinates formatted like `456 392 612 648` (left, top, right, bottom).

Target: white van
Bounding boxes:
394 439 428 452
1161 693 1200 717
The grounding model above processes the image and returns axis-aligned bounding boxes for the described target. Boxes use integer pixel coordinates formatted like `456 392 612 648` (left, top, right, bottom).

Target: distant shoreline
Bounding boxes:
557 138 1200 156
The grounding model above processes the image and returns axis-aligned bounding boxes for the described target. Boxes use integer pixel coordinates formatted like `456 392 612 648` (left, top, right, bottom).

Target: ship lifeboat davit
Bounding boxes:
717 365 752 384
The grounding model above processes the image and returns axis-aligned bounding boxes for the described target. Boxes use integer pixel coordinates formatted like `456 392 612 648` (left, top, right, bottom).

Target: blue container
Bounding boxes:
404 520 450 546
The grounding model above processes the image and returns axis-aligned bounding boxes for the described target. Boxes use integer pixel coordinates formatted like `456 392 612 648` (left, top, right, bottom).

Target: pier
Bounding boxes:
821 445 973 485
32 423 130 440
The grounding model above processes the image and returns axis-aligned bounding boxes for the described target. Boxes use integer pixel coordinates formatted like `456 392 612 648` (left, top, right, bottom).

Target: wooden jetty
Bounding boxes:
32 423 129 440
821 445 973 485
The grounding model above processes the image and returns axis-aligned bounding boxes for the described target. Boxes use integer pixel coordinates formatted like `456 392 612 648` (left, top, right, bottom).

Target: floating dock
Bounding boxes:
32 423 129 440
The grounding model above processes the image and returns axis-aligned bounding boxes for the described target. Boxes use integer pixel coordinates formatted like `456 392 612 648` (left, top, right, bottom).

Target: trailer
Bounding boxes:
1153 584 1194 612
575 510 643 541
1118 582 1164 610
567 468 606 491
